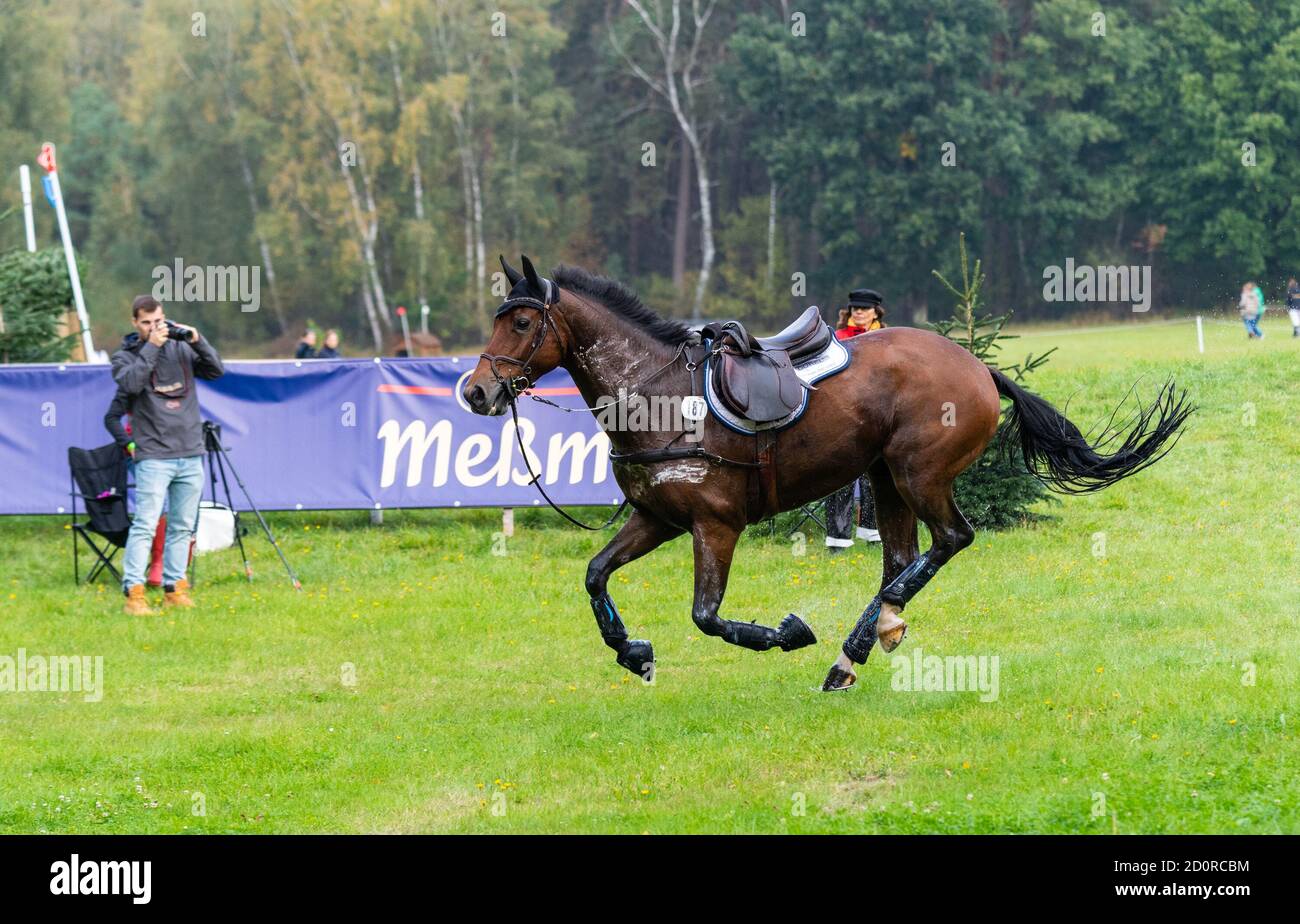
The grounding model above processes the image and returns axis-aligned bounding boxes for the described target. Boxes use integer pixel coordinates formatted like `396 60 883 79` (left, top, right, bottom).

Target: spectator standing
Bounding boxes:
104 387 135 459
1287 277 1300 338
1240 282 1264 339
294 329 318 359
110 295 224 614
835 289 886 341
825 289 887 550
317 329 341 359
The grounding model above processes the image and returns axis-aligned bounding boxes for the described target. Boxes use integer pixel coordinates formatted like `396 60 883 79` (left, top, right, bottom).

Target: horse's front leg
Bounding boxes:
690 518 817 652
586 509 683 681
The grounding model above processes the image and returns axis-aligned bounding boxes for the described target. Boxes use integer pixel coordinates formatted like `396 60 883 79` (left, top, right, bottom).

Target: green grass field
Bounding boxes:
2 314 1297 834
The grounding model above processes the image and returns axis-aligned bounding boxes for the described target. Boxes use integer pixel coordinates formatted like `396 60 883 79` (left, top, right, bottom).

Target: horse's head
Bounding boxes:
463 254 569 416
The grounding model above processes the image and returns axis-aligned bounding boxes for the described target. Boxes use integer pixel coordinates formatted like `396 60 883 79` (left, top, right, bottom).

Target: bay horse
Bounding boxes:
464 256 1191 691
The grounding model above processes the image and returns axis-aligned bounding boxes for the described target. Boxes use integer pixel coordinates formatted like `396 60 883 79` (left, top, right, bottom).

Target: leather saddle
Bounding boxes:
703 307 831 423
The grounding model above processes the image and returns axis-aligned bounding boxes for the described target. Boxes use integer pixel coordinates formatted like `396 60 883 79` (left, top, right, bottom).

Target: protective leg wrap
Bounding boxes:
694 612 777 651
724 620 781 651
880 553 939 608
694 612 816 652
592 594 628 653
843 596 881 664
592 594 656 679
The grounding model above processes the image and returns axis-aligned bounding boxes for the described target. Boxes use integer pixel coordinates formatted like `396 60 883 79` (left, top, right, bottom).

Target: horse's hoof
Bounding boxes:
820 664 857 692
777 613 817 652
878 620 908 653
617 640 655 682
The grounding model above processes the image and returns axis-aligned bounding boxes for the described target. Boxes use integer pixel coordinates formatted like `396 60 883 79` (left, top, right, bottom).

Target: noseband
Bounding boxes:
479 278 561 399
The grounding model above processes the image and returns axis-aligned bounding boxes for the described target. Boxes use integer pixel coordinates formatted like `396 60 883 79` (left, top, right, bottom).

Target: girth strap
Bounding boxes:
609 445 761 468
749 429 780 523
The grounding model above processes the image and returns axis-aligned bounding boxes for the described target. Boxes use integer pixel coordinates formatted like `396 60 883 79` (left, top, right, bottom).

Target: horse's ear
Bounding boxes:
521 254 542 295
499 255 523 287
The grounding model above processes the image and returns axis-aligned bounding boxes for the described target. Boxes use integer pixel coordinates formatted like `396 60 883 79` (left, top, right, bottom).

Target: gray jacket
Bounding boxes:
110 332 225 460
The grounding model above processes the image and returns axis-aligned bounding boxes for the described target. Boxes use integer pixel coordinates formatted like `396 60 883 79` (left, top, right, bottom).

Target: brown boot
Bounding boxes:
123 584 153 616
164 578 195 608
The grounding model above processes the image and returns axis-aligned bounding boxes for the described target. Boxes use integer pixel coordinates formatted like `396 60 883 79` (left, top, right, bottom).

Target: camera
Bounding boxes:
164 320 195 342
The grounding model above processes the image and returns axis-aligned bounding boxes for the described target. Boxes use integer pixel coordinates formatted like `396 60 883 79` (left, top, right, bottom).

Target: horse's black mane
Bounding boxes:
552 265 694 344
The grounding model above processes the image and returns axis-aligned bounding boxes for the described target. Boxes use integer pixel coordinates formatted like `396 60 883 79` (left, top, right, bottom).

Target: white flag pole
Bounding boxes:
1195 315 1204 354
39 143 97 362
19 165 36 252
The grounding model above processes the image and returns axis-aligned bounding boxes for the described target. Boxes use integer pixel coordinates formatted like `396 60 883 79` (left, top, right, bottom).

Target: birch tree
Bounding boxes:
610 0 720 322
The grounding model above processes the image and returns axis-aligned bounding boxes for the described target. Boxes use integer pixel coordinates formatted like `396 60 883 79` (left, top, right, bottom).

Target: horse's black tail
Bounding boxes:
987 367 1193 495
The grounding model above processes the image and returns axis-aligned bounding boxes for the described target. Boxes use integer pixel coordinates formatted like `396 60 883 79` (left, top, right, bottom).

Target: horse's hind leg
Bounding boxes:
586 510 683 681
869 461 922 654
822 470 974 692
690 518 817 653
821 460 918 691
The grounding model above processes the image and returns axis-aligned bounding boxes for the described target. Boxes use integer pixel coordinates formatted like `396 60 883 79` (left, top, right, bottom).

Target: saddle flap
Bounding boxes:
714 349 806 424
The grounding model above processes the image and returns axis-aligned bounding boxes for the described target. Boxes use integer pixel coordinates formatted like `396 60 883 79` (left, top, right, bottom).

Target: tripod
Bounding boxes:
200 420 302 590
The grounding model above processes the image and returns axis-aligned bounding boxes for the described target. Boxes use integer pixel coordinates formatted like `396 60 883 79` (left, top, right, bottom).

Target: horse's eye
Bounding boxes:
513 316 531 333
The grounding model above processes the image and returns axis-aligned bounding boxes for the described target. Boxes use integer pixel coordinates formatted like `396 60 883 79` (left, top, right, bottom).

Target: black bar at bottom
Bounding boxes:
0 834 1286 910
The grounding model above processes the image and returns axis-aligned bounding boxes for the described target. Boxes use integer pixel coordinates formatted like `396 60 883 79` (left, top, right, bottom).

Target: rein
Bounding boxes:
505 396 629 531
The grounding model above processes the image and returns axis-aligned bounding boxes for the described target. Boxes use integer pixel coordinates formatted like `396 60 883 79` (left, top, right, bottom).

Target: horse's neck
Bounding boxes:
559 301 679 404
557 299 687 449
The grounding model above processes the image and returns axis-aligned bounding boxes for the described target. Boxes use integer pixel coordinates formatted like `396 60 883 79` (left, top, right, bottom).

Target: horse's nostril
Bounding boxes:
464 384 486 409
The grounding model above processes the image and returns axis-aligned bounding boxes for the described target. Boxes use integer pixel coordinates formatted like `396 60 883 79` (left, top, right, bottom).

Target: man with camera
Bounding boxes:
111 295 225 615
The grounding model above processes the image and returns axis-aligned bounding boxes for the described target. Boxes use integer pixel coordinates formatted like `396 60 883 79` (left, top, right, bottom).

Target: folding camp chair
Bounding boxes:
68 443 132 586
787 498 828 537
756 497 828 538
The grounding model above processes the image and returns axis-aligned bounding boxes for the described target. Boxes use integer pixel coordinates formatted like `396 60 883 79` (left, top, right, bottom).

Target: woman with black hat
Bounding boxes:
825 288 886 551
835 288 886 340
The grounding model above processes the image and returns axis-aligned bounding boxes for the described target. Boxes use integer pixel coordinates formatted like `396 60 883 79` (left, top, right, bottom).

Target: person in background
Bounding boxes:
1240 282 1263 339
294 329 318 359
1287 277 1300 338
826 288 887 550
317 329 341 359
835 289 887 341
111 295 224 615
104 388 135 459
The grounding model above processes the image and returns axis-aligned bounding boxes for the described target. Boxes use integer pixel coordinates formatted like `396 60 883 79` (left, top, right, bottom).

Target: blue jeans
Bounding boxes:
122 456 205 590
1243 316 1263 337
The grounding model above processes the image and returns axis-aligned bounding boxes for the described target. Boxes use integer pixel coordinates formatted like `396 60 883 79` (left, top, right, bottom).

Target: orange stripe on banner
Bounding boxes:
377 384 453 395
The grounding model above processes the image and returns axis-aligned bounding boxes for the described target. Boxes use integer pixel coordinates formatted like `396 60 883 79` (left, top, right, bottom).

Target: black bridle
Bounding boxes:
478 277 560 400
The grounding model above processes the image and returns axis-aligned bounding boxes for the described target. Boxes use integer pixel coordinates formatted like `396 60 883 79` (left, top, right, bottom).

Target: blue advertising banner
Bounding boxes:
0 357 622 515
